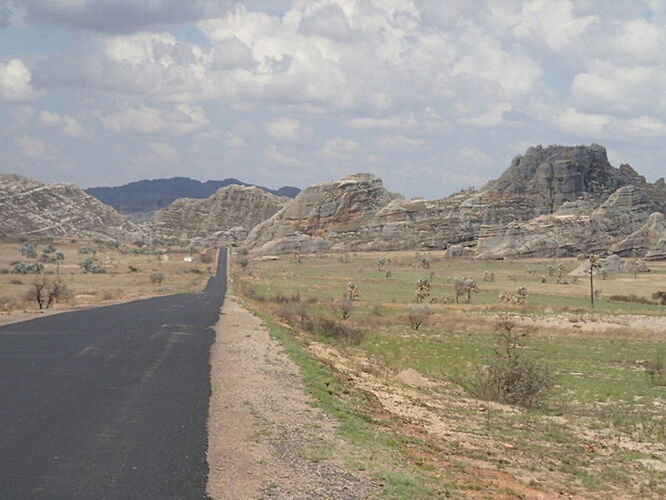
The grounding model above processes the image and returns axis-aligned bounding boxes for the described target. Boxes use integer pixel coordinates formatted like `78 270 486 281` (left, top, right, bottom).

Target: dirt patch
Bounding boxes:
207 297 377 499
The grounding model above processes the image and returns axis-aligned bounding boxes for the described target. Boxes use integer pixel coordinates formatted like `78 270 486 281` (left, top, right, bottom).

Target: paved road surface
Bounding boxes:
0 249 227 499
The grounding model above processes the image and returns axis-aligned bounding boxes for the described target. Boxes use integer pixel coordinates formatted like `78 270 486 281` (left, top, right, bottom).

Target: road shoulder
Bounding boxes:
207 296 375 499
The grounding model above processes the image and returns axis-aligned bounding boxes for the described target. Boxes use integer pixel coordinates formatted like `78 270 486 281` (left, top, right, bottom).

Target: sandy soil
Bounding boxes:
207 297 377 500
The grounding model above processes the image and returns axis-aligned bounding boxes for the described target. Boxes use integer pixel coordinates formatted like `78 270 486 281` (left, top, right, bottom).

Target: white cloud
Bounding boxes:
513 0 596 50
614 19 663 62
345 114 418 129
11 0 232 33
0 59 42 102
137 141 181 165
38 110 90 138
102 103 209 135
15 135 56 160
375 134 424 151
624 116 666 137
571 61 665 115
263 144 305 167
265 117 311 143
319 137 361 159
459 103 512 128
557 108 614 138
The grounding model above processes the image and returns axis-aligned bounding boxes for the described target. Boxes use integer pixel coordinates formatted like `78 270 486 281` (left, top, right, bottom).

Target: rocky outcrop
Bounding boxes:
0 174 145 241
612 213 666 260
475 185 662 259
152 185 288 246
245 144 666 259
246 174 403 253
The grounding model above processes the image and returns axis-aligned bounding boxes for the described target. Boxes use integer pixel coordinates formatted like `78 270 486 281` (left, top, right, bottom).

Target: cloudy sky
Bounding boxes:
1 0 665 198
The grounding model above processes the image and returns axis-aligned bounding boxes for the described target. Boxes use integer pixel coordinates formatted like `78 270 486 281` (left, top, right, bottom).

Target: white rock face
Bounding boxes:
0 174 145 241
152 185 288 246
245 145 666 259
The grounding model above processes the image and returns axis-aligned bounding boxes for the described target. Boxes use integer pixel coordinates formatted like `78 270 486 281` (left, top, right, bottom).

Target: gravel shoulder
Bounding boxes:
207 296 377 500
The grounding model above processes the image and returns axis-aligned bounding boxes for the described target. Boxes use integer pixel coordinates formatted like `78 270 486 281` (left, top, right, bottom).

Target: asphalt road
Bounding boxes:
0 249 227 499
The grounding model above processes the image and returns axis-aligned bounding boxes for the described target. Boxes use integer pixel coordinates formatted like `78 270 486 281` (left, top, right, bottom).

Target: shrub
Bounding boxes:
644 351 666 386
0 269 9 274
80 258 106 274
609 294 653 305
10 279 23 285
407 304 433 330
20 243 37 258
652 291 666 306
332 299 354 320
11 262 44 274
237 248 249 256
471 315 554 408
201 253 214 264
128 265 140 273
150 272 165 285
0 295 15 312
302 314 365 345
238 257 249 268
25 279 72 310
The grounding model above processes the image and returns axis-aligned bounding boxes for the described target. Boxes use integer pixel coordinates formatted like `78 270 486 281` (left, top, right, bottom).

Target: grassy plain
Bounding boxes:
235 251 666 499
0 240 215 317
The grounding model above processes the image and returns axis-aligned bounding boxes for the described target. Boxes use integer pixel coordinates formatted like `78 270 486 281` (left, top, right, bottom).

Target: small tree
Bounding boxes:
472 315 555 408
346 282 360 301
54 251 65 277
20 243 37 259
333 299 354 320
238 257 249 269
589 254 601 308
415 278 432 303
419 256 432 269
12 262 44 274
652 291 666 306
454 278 478 304
25 279 71 310
407 304 432 330
150 272 165 286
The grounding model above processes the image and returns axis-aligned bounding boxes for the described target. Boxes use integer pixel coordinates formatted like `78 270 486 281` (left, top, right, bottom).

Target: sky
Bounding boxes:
0 0 665 199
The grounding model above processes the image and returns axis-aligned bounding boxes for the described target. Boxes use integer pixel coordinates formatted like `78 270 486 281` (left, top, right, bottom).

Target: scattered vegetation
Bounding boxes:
407 304 432 330
150 272 165 286
471 315 555 408
25 278 72 310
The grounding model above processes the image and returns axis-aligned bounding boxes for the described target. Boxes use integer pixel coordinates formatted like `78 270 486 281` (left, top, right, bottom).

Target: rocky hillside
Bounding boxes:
152 185 288 246
87 177 300 220
0 174 145 241
245 145 666 259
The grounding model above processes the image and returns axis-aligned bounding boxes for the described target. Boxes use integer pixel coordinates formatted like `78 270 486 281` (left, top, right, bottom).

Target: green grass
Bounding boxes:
236 252 666 498
250 308 460 499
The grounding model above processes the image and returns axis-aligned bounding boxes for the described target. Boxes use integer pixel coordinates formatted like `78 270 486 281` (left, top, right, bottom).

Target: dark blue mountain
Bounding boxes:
86 177 300 216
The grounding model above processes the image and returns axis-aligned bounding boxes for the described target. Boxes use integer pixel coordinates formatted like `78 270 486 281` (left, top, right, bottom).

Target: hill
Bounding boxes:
86 177 300 220
152 185 289 246
245 144 666 259
0 174 145 241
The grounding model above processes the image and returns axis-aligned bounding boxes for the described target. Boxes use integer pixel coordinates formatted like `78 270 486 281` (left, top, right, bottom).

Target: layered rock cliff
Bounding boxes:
245 145 666 259
0 174 145 241
152 185 288 246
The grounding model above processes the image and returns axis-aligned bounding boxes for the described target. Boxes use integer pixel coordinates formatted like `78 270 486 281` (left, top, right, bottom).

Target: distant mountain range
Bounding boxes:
85 177 300 219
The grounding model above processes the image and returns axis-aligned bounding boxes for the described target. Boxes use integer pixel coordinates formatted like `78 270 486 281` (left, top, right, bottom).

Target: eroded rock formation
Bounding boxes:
245 145 666 259
0 174 144 241
152 185 288 246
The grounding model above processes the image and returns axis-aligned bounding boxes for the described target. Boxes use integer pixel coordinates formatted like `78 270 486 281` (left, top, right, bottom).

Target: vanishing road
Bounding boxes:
0 249 227 499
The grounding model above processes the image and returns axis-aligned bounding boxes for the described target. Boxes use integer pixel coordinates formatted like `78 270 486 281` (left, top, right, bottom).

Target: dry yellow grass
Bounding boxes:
0 240 215 314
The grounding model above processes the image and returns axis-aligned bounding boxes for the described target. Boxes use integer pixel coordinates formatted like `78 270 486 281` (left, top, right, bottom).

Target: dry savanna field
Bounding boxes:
0 240 216 320
233 250 666 499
